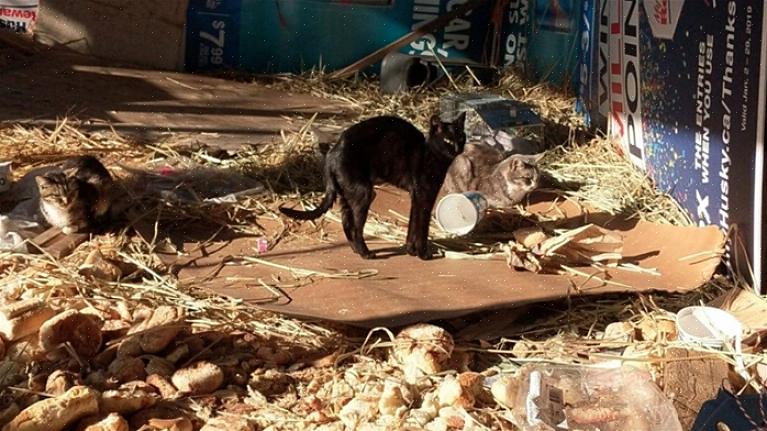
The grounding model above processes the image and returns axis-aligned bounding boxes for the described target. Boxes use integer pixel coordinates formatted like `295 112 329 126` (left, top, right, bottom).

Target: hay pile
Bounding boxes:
0 69 758 430
264 67 584 137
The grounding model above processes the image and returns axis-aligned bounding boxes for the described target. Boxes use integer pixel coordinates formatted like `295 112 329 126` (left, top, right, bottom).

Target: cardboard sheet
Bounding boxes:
148 187 724 328
0 45 353 149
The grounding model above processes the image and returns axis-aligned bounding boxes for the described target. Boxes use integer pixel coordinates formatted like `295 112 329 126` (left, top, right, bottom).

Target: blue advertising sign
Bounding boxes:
185 0 242 71
608 0 767 289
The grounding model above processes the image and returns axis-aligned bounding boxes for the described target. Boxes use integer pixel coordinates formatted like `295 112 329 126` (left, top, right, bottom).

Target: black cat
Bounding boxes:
280 114 466 260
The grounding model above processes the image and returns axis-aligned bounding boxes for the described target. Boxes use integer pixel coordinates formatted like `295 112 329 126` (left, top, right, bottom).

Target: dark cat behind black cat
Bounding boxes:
280 114 466 260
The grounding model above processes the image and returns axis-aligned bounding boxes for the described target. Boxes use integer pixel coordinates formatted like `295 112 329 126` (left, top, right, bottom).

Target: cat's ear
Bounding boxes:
35 175 50 188
430 115 443 133
510 157 525 170
528 153 545 164
510 153 545 165
429 114 445 135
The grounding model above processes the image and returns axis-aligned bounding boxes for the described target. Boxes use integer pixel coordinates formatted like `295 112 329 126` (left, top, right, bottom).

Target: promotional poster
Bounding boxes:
606 0 766 289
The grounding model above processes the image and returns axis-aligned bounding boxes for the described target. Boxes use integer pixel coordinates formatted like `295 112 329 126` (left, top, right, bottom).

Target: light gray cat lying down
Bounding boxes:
441 143 542 209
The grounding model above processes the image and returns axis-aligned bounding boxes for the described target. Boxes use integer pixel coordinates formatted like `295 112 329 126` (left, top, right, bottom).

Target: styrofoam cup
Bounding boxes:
435 192 488 236
676 306 742 348
676 306 747 379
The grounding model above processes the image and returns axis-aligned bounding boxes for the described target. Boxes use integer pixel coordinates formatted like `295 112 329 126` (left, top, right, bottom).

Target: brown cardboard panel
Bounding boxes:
0 45 354 149
158 187 724 327
710 288 767 333
36 0 189 70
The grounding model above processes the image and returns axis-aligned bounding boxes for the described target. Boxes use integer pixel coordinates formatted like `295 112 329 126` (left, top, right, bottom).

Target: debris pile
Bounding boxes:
0 283 760 431
506 224 623 273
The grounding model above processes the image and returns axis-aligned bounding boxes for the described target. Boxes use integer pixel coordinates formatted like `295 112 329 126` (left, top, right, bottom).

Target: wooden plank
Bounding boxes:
29 227 89 260
662 348 731 431
29 227 61 248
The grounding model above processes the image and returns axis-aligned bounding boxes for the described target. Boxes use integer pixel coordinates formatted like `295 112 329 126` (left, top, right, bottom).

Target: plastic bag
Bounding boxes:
507 364 682 431
0 215 40 253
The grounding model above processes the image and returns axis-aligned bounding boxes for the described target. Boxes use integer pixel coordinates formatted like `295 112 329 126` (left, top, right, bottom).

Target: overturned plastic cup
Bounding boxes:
435 192 488 236
676 306 742 348
676 306 747 378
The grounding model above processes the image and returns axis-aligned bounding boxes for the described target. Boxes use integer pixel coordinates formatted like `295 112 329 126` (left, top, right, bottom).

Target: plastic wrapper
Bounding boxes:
507 364 682 431
0 215 41 252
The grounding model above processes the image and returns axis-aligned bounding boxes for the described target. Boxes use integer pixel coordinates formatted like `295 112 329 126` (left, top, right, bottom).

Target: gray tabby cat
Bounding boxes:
442 143 542 209
34 156 114 234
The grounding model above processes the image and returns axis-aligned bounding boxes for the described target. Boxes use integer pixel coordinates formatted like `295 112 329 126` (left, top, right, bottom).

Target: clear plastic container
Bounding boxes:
507 364 682 431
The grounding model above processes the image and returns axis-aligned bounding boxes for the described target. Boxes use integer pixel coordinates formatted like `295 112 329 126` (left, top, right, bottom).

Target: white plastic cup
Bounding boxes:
435 192 488 236
676 306 747 377
676 306 742 348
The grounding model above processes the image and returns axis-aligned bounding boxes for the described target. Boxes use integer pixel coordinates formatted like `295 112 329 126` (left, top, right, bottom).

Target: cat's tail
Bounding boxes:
279 171 337 221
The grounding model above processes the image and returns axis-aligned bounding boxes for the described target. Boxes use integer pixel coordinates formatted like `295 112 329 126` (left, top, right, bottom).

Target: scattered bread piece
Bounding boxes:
490 376 518 409
458 372 487 404
3 385 99 431
138 307 186 354
127 406 187 430
145 374 178 400
140 418 192 431
76 413 128 431
0 299 55 342
100 382 158 415
435 374 479 408
378 381 410 417
392 324 454 383
45 370 83 396
108 357 146 383
39 310 102 358
200 417 254 431
171 362 223 395
604 321 635 342
338 398 377 430
78 250 122 281
637 316 678 342
144 357 175 378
